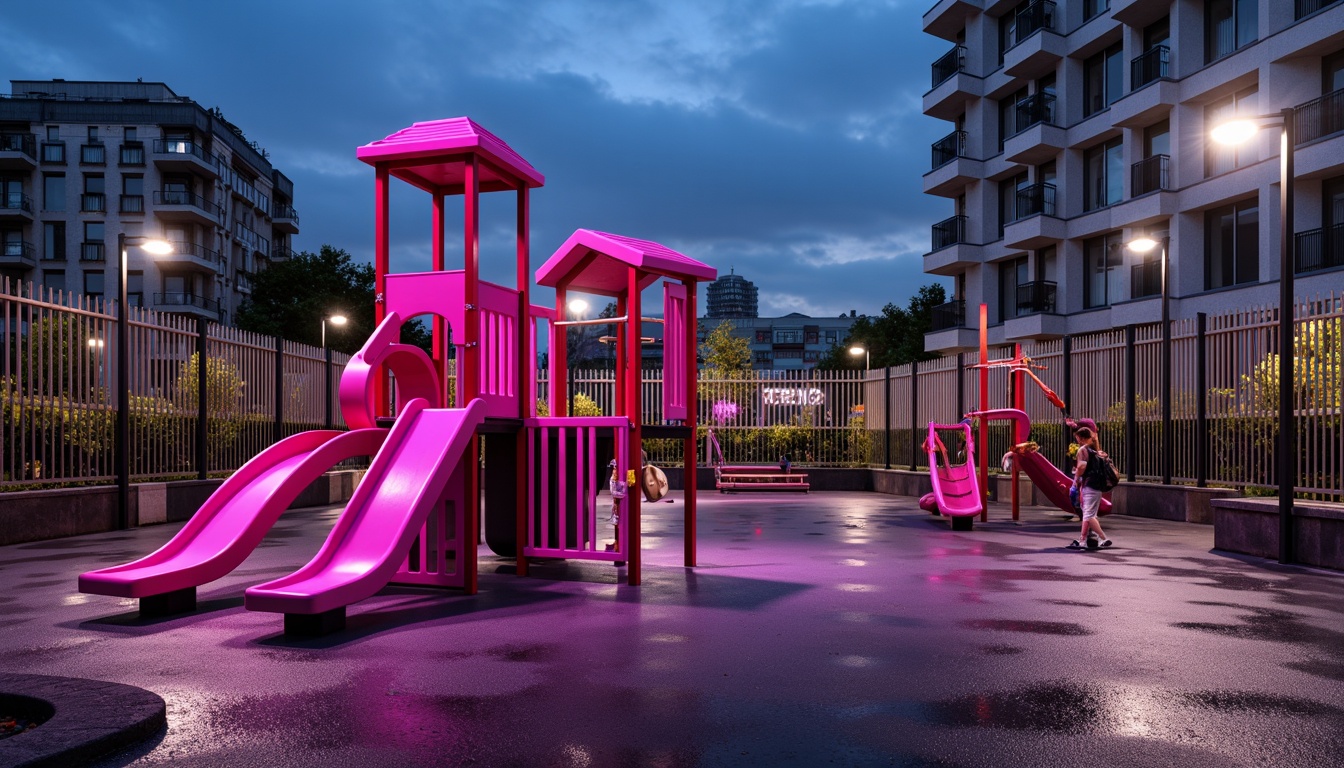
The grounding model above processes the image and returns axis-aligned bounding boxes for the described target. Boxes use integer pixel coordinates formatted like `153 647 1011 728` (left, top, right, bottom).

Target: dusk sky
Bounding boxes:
1 0 949 317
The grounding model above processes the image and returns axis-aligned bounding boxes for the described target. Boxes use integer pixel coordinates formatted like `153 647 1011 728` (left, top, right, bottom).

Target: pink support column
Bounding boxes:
432 191 447 401
516 186 530 577
1012 343 1023 522
979 303 989 522
554 286 569 417
626 268 642 587
463 155 481 595
684 279 698 567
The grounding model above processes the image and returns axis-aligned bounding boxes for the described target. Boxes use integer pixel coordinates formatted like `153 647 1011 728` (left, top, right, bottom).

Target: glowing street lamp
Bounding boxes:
1127 232 1172 485
322 312 348 349
849 345 869 371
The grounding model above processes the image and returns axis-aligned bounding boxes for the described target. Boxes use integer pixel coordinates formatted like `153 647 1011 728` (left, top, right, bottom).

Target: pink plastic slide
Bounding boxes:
918 421 983 517
971 408 1111 516
79 428 388 600
244 397 485 617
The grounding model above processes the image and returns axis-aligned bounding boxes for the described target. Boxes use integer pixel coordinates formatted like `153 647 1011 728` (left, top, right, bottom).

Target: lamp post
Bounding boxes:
1212 108 1296 564
1126 232 1172 485
567 298 588 413
321 312 348 350
322 313 347 429
849 345 869 371
117 233 174 530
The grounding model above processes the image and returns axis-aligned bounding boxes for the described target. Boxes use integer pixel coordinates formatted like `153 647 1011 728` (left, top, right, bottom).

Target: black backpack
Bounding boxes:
1084 448 1120 491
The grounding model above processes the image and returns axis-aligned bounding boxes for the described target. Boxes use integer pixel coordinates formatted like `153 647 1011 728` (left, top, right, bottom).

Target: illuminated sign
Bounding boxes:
762 387 825 406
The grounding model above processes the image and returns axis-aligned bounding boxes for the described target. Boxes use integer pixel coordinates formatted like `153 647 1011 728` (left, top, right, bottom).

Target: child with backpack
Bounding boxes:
1070 425 1114 549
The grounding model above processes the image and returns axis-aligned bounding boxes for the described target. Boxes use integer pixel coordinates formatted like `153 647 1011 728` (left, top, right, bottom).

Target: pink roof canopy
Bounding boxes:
356 117 545 193
536 230 717 295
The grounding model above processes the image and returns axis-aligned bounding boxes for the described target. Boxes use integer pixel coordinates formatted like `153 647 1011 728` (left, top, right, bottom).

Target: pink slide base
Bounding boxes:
923 421 983 518
970 408 1112 516
245 398 485 616
79 428 388 599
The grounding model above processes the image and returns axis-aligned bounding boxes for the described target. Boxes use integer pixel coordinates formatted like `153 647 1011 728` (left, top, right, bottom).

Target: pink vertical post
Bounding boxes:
1012 343 1024 522
554 286 569 417
978 303 989 522
587 426 597 550
684 279 698 567
626 267 642 586
515 187 531 573
614 294 627 416
463 155 481 595
374 165 390 418
540 426 549 552
558 427 568 551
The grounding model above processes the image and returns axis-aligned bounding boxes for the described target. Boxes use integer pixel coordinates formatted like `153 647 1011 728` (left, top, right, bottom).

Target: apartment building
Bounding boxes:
0 79 300 325
920 0 1344 351
705 312 863 371
705 270 760 318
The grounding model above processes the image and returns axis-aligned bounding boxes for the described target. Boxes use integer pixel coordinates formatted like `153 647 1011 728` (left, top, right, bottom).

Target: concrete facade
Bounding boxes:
0 79 301 326
921 0 1344 351
704 311 863 370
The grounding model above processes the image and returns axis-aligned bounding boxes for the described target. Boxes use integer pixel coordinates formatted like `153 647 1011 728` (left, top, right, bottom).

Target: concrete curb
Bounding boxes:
0 673 165 768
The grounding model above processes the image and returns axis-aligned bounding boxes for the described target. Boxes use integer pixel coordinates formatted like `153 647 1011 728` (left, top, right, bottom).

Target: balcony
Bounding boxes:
80 143 106 166
80 242 105 263
931 46 966 89
152 292 219 319
931 130 966 169
1004 185 1065 249
925 131 981 196
119 143 145 166
925 215 981 275
153 190 222 226
235 270 253 294
1131 154 1169 197
0 133 37 170
1004 96 1064 165
1113 0 1171 25
80 193 106 213
1003 4 1063 80
120 194 145 214
1295 223 1344 274
931 214 967 250
152 139 219 179
40 142 65 165
1015 182 1055 219
234 223 271 259
0 192 34 221
1131 260 1162 299
923 0 980 41
930 299 966 331
1011 0 1055 44
1297 0 1343 19
162 241 224 274
271 202 300 234
1014 280 1056 316
1131 46 1169 91
0 240 36 270
1294 88 1344 147
924 57 980 121
270 244 298 261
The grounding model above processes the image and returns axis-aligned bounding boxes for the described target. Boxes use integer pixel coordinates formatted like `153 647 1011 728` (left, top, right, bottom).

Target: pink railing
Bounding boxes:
523 416 629 561
663 283 688 420
528 304 555 417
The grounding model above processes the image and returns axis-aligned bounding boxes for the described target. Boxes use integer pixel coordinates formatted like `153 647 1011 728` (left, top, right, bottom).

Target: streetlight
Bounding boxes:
567 298 589 413
1127 232 1172 485
1212 108 1295 564
322 312 348 349
117 233 174 531
849 345 869 371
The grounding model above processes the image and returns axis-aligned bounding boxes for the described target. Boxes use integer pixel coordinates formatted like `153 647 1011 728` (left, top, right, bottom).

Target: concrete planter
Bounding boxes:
1212 498 1344 570
1112 483 1239 524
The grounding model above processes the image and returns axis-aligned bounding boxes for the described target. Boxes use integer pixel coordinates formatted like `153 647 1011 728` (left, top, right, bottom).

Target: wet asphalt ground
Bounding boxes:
1 492 1342 767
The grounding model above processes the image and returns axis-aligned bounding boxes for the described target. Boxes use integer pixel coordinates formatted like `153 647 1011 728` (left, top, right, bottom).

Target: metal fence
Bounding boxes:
2 278 350 489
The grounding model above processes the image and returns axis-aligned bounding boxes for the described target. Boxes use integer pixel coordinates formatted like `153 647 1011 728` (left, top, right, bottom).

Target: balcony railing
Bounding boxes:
272 202 299 223
930 299 966 331
1131 154 1170 196
41 142 65 164
1014 182 1056 219
1295 223 1344 274
154 292 219 313
1294 88 1344 146
152 139 213 165
931 214 967 250
1 193 33 214
931 45 966 88
119 143 145 165
1 240 35 264
80 242 105 262
1297 0 1342 19
1014 92 1056 133
235 270 253 293
931 130 967 169
80 143 105 165
1131 260 1162 299
1131 45 1170 90
153 190 222 217
1012 0 1055 46
0 133 36 158
167 241 224 268
1014 280 1056 315
271 244 298 260
120 194 145 213
80 193 106 213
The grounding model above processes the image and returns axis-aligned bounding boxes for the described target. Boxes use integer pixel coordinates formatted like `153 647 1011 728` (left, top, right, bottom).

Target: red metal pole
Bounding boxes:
1012 343 1023 521
683 279 697 567
979 303 989 522
627 269 642 586
463 155 480 595
374 165 390 418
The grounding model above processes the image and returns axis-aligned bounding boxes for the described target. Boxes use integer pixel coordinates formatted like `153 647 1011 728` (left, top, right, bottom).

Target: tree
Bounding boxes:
700 320 751 374
236 246 431 355
816 283 947 370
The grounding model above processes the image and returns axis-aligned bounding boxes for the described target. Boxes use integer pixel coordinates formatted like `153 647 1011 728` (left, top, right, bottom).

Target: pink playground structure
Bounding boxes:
917 421 982 530
80 117 715 635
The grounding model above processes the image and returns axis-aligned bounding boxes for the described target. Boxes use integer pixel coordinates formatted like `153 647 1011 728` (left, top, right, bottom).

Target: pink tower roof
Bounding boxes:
356 117 544 192
536 229 717 295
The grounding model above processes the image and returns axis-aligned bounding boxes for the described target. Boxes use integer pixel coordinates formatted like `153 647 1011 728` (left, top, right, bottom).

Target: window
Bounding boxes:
1083 233 1123 309
1145 120 1170 158
41 140 65 164
1206 86 1259 176
755 330 770 343
805 331 819 344
87 126 98 142
1325 49 1344 94
84 270 105 299
999 87 1028 148
1144 16 1170 49
81 174 105 212
774 329 804 344
42 173 65 211
127 271 144 307
1000 172 1028 232
82 222 104 262
1084 0 1108 21
1084 43 1124 117
1206 0 1257 63
124 127 137 142
1 178 23 211
1084 138 1123 211
122 175 144 213
46 126 59 141
43 222 66 261
999 255 1029 322
44 269 65 293
1205 200 1259 289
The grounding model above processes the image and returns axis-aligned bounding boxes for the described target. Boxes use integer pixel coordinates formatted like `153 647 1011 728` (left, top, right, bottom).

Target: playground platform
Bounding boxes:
2 493 1342 767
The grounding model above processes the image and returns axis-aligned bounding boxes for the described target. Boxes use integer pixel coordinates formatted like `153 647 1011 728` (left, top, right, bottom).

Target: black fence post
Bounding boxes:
1196 312 1208 488
1124 324 1137 482
956 352 965 417
883 365 891 470
325 346 334 429
196 316 208 480
274 335 284 443
1061 335 1072 467
909 361 919 472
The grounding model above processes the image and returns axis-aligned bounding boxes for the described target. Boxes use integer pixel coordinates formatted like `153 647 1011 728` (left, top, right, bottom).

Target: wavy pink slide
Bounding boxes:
919 421 983 520
79 428 388 605
972 408 1111 516
244 398 485 621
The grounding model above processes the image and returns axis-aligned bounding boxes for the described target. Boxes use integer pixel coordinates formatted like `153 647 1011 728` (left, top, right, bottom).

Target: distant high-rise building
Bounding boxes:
0 79 301 326
705 269 759 318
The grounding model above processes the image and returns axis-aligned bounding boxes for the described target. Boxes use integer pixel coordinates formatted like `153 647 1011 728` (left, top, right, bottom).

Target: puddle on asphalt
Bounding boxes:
1172 603 1344 682
979 644 1024 655
1040 599 1101 608
960 619 1092 636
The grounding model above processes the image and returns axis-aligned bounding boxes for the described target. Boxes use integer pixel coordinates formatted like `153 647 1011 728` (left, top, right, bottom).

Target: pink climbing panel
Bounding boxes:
662 282 688 421
524 417 629 562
